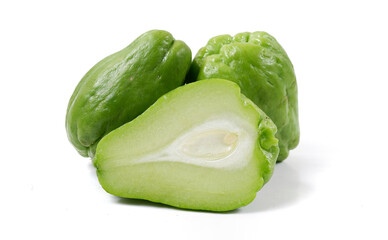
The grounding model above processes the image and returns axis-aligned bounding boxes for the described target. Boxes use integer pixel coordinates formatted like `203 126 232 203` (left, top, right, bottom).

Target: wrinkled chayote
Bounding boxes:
186 31 299 162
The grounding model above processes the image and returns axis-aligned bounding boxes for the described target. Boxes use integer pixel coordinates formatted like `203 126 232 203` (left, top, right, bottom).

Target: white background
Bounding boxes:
1 0 387 239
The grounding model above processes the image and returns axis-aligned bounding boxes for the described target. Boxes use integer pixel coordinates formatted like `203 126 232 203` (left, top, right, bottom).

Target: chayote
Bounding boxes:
186 31 299 162
66 30 192 158
94 79 279 211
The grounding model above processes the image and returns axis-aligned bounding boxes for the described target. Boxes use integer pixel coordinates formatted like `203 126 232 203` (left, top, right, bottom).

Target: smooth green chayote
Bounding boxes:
66 30 192 158
186 31 299 162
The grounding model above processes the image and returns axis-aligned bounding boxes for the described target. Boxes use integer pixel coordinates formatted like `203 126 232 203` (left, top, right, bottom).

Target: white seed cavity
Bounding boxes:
133 116 257 169
180 130 238 160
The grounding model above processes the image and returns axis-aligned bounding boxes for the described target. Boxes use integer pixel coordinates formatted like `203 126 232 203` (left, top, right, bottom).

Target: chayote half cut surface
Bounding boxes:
95 79 279 211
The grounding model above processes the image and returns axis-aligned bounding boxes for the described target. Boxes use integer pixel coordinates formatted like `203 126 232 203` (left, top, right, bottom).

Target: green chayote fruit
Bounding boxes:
186 31 299 162
66 30 192 158
95 79 279 211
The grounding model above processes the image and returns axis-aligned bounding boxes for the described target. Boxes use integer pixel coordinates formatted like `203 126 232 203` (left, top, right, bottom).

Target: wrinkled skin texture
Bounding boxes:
186 32 299 162
66 30 192 158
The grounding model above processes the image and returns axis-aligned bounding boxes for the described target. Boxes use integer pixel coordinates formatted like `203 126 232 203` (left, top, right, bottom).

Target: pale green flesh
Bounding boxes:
101 116 256 170
95 79 279 211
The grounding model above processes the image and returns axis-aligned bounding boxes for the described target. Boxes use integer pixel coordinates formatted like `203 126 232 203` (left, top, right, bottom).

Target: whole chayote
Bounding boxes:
66 30 192 158
186 31 299 162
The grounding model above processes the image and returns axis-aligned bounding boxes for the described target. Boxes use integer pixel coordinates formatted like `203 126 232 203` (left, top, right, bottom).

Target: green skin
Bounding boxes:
186 31 299 162
95 79 279 211
66 30 192 158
